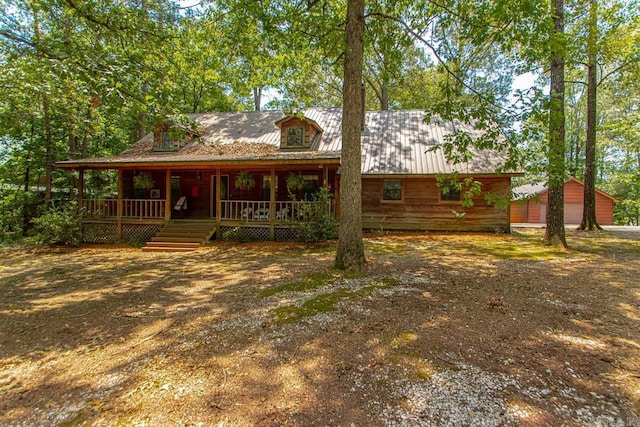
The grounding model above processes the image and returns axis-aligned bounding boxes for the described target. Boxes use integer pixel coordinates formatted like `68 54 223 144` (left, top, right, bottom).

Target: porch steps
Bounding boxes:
142 220 216 252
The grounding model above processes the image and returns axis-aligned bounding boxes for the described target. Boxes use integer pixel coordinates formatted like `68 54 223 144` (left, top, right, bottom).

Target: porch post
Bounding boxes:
164 169 171 221
216 168 221 240
269 167 276 240
117 169 123 240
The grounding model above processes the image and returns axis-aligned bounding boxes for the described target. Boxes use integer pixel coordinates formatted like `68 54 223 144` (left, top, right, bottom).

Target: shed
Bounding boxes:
511 178 618 225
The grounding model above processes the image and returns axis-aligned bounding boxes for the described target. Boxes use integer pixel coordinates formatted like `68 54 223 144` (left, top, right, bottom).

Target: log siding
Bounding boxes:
362 177 511 232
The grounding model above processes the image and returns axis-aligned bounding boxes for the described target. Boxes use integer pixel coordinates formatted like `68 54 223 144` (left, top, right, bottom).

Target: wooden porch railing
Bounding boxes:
220 200 332 222
81 199 166 219
81 199 332 222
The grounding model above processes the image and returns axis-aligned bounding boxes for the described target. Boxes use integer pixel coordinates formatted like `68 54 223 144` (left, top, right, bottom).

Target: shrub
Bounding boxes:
292 186 338 243
31 201 82 246
222 226 251 243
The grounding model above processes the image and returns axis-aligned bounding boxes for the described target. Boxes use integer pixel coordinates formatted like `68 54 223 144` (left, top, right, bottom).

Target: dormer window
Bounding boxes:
156 131 178 152
152 118 201 152
275 114 323 150
286 126 304 147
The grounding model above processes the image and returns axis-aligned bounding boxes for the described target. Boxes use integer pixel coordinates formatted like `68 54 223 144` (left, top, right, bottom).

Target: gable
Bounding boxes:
275 116 324 150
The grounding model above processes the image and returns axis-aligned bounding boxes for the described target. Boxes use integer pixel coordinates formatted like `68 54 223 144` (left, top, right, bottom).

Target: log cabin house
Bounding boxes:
57 108 521 249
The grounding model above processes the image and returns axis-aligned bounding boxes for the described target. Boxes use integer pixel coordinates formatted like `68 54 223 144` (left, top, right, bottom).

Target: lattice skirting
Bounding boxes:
275 227 298 241
82 223 118 244
82 223 163 245
220 226 300 242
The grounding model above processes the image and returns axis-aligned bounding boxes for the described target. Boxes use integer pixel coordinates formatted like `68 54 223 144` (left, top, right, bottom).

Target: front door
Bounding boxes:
210 175 229 217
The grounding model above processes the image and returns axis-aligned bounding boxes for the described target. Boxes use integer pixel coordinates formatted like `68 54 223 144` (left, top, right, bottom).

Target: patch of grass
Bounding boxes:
271 276 397 325
260 272 335 298
58 412 87 427
272 288 360 324
260 270 366 298
390 332 418 350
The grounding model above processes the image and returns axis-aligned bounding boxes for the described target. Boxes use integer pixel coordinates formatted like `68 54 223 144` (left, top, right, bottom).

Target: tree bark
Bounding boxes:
545 0 568 247
42 93 53 209
579 0 602 231
139 82 148 140
253 87 262 111
335 0 366 270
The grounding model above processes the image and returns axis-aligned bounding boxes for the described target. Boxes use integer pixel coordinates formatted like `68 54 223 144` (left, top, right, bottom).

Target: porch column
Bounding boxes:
164 169 171 221
216 168 221 240
269 167 276 240
117 169 123 240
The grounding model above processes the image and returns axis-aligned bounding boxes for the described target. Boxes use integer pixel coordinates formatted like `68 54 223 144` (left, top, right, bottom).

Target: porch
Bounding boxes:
75 163 340 243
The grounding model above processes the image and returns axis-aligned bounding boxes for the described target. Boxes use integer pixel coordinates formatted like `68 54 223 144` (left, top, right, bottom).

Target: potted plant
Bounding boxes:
133 172 155 191
235 170 255 191
286 172 305 193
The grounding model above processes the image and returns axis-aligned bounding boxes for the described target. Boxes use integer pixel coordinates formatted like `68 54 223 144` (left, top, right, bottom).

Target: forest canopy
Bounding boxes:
0 0 638 235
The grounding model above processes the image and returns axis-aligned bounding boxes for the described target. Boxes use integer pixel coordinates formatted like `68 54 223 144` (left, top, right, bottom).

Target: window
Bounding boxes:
286 126 304 147
440 180 461 202
382 179 403 201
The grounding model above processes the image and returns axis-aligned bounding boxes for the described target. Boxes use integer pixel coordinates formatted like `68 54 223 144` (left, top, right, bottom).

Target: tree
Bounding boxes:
579 0 601 231
334 0 366 270
545 0 568 247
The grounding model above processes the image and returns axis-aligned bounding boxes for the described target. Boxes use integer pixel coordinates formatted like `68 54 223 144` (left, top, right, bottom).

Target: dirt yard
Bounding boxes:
1 228 639 426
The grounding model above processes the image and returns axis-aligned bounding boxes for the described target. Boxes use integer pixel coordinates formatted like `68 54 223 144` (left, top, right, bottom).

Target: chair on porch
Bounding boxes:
254 208 270 220
276 207 289 221
173 196 188 218
241 206 253 220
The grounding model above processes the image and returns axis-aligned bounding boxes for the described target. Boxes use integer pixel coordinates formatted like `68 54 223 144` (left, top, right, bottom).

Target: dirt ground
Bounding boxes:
1 228 639 426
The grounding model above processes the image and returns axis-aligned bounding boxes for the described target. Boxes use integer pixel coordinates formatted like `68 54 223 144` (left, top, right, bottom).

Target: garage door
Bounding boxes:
564 203 583 224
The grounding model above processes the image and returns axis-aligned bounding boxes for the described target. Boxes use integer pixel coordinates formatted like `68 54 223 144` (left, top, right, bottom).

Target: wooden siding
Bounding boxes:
362 177 511 232
510 179 615 225
510 201 528 223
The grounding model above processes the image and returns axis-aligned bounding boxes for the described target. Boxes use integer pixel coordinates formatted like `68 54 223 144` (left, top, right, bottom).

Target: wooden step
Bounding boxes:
142 221 215 252
141 246 196 252
145 241 200 249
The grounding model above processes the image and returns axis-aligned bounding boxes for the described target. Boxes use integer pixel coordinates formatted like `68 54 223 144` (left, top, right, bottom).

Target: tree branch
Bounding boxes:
366 12 515 116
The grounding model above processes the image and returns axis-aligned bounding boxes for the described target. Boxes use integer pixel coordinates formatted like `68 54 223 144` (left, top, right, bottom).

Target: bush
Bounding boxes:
292 186 338 243
31 201 82 246
0 189 41 239
222 226 251 243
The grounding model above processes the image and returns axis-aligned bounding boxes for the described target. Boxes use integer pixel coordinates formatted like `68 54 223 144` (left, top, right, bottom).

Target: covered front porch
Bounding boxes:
74 162 340 243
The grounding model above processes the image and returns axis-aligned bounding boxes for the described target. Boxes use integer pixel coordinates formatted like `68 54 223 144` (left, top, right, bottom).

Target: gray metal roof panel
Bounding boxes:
58 108 512 175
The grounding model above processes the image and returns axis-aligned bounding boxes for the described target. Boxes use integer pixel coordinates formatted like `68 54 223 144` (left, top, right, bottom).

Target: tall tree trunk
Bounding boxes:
335 0 366 270
579 0 602 231
253 87 262 111
380 84 389 110
139 82 148 140
22 145 31 234
69 130 78 201
42 93 53 209
545 0 568 247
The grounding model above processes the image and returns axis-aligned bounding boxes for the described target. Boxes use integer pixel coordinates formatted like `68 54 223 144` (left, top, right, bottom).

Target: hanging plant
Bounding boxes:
133 172 155 190
286 172 305 192
235 170 255 191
